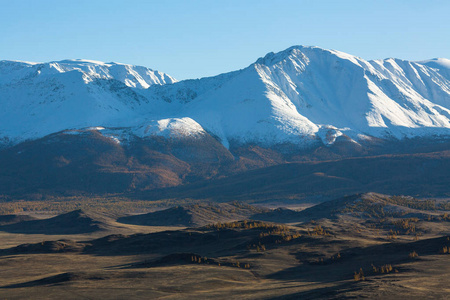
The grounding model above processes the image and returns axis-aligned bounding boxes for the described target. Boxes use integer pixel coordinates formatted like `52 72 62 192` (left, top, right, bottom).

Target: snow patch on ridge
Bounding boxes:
135 118 206 138
316 126 344 145
417 58 450 70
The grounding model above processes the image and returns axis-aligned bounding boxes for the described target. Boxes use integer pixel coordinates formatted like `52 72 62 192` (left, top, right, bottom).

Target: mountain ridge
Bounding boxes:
1 45 450 149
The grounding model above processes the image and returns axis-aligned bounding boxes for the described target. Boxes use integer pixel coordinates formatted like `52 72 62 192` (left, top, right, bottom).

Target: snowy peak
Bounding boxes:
248 46 450 141
416 58 450 80
255 46 308 66
254 46 365 69
417 58 450 71
0 59 177 88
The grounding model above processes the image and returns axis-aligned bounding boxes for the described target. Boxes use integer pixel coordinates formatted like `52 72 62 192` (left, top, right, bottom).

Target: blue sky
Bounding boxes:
1 0 449 80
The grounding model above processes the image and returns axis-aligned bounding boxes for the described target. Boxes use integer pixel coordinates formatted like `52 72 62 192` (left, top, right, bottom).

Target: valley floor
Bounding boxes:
2 194 450 299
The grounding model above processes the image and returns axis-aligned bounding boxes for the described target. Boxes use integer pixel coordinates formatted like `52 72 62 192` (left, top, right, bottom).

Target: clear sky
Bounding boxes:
1 0 449 80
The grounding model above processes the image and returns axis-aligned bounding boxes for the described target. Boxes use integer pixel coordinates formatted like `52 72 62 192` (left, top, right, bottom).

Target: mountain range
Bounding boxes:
1 46 450 198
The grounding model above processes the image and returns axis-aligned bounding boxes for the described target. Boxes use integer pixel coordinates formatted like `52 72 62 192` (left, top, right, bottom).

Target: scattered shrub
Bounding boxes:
409 251 419 258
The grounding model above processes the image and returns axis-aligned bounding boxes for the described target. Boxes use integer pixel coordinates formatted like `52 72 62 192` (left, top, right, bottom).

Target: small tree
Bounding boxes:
354 268 365 281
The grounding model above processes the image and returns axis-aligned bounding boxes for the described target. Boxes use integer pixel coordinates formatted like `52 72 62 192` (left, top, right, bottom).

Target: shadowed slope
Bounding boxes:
0 209 116 234
0 214 37 226
143 150 450 203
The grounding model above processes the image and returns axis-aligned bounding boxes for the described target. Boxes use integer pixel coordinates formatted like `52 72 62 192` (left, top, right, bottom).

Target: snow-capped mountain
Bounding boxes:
147 46 450 147
0 59 177 144
1 46 450 148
